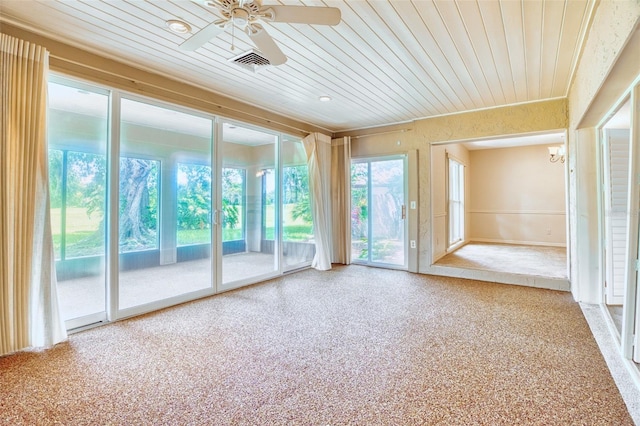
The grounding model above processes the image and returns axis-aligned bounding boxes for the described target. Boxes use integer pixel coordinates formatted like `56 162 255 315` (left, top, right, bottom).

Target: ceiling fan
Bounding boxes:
180 0 342 66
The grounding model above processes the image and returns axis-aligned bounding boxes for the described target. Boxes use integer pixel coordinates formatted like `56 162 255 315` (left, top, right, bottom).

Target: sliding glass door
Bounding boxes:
351 156 407 268
118 98 214 313
48 76 314 328
48 80 109 329
282 136 315 271
219 122 278 289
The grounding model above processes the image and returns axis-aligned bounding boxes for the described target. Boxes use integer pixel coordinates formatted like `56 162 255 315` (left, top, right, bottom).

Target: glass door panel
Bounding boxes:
351 157 406 268
282 137 315 270
118 98 213 310
351 162 369 262
48 80 108 328
371 159 405 265
220 122 278 287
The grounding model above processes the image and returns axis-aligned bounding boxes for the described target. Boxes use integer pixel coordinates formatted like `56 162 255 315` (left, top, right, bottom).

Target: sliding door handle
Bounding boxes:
401 205 406 220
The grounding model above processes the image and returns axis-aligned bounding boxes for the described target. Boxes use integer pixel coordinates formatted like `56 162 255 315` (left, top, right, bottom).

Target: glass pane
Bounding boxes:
119 98 213 309
221 123 277 285
177 163 212 246
448 160 464 245
66 152 106 258
119 157 159 252
48 149 63 260
222 168 245 243
351 162 369 261
48 81 108 323
371 159 405 265
263 169 276 241
282 137 315 270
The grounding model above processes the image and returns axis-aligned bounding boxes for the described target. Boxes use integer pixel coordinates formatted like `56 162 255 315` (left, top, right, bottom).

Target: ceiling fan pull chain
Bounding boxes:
231 21 235 51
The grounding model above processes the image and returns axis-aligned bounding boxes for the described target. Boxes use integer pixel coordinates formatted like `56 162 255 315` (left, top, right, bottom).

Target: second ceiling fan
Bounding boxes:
180 0 342 65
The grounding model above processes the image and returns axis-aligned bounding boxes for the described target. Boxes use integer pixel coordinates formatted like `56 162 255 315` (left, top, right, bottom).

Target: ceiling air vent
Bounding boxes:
229 49 271 72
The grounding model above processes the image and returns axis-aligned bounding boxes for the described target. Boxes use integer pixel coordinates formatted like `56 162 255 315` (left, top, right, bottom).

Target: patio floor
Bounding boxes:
56 252 292 321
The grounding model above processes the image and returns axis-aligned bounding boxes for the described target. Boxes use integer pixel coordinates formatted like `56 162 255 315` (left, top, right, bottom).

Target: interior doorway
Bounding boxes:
430 132 570 286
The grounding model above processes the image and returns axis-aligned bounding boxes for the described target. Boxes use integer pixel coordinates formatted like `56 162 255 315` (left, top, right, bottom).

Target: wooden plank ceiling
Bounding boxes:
0 0 594 133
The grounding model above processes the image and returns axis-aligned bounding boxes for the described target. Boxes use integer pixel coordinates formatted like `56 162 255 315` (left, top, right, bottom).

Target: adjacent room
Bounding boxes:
431 133 569 285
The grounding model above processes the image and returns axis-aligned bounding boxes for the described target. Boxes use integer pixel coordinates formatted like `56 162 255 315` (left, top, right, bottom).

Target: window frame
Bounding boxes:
447 154 465 250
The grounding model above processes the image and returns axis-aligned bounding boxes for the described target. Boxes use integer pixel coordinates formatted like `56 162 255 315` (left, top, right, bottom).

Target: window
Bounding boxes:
221 167 245 242
448 157 465 247
118 157 159 253
282 164 313 242
261 168 276 240
177 163 212 246
49 149 107 260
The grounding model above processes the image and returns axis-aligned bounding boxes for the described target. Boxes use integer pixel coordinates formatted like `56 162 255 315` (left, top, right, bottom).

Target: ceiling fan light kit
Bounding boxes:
180 0 341 67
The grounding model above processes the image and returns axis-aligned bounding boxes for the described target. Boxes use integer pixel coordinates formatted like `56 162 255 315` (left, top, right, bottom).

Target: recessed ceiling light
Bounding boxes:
319 96 332 102
166 19 192 34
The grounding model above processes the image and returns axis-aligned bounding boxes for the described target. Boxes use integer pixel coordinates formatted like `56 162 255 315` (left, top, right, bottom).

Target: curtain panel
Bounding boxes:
330 137 351 264
0 33 67 356
302 132 332 271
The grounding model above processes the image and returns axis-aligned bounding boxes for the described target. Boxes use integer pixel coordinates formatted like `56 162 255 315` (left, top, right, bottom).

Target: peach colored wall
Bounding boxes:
469 144 566 246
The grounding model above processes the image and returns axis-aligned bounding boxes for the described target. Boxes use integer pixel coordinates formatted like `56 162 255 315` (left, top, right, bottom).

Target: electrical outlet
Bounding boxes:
410 240 416 248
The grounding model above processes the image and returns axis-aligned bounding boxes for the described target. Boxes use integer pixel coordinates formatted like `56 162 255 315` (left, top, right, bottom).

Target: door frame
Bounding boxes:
596 80 640 363
350 154 409 270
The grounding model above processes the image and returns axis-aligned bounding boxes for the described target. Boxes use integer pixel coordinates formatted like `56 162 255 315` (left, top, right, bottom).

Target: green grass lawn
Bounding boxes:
51 207 104 258
52 204 314 258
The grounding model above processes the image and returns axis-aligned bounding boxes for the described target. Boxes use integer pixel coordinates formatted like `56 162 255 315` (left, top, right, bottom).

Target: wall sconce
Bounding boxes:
548 145 565 163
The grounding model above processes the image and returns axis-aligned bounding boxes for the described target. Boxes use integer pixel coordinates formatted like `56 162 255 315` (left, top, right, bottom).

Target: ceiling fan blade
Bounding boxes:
247 24 287 66
264 5 341 26
179 21 226 51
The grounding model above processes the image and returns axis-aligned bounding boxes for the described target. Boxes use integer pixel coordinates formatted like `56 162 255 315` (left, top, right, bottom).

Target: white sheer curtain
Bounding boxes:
303 132 332 270
330 137 351 264
1 33 67 356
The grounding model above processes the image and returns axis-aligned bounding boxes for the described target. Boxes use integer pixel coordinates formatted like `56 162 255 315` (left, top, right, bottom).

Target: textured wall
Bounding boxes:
569 0 640 128
567 1 640 303
415 99 568 143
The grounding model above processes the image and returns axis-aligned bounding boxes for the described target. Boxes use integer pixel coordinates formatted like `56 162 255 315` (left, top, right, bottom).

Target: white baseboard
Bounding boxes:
470 238 567 248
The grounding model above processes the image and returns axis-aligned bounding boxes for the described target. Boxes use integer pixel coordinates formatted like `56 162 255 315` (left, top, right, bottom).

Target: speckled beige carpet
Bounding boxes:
0 265 632 425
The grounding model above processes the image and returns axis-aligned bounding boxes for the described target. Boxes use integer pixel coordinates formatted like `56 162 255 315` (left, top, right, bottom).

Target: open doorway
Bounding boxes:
430 132 569 286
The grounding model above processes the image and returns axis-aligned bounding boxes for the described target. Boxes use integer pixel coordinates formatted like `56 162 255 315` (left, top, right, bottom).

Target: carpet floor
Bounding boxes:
0 265 632 425
435 242 568 279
